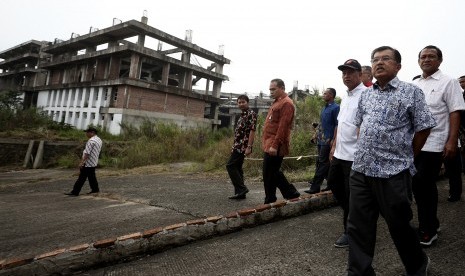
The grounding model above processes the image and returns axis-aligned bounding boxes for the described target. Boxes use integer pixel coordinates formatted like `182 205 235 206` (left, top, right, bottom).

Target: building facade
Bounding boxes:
0 15 230 134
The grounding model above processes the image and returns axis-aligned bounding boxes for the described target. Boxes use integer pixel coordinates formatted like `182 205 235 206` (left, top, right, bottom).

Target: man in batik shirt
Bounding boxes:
226 94 257 200
347 46 436 276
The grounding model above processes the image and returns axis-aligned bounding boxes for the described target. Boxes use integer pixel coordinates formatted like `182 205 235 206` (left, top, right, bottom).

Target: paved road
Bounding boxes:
80 192 465 276
0 168 464 275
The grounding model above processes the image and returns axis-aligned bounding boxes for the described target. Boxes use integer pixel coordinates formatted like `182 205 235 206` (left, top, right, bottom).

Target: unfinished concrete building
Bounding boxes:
0 14 230 134
0 40 49 108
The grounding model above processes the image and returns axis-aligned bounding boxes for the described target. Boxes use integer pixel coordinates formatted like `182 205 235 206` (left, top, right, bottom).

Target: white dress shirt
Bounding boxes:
413 70 465 152
333 82 366 161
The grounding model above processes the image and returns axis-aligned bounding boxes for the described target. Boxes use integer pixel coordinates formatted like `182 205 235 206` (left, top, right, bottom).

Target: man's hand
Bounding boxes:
329 146 335 162
443 140 457 159
268 147 278 156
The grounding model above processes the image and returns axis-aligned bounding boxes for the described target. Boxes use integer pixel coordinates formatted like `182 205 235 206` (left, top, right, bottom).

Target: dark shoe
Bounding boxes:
304 189 320 194
285 192 301 200
264 198 277 204
447 195 461 202
407 256 430 276
419 231 438 247
228 189 248 200
228 194 246 200
64 192 78 196
321 187 331 192
334 233 349 248
86 190 100 194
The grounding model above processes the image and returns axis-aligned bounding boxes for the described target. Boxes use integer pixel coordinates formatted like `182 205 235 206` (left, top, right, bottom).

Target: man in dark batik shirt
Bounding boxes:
226 94 257 200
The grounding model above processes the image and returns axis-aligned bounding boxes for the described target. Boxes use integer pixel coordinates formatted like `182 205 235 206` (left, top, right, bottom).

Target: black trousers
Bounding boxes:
412 151 442 235
226 151 248 194
72 167 99 195
347 170 426 276
444 149 463 198
262 153 299 204
310 144 331 190
327 157 352 232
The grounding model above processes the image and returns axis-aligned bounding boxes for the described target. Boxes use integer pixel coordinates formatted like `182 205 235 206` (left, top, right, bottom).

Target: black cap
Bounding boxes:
338 59 362 71
84 127 98 134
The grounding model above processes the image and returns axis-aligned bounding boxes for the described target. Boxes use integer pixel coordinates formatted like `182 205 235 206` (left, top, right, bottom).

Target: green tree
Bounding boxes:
0 90 22 109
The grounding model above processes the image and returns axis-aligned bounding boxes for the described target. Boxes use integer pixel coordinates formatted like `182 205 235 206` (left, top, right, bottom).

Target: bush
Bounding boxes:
1 94 326 182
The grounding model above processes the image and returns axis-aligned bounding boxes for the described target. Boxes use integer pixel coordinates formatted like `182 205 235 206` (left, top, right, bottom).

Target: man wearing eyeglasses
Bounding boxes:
412 45 465 247
261 78 300 204
347 46 436 276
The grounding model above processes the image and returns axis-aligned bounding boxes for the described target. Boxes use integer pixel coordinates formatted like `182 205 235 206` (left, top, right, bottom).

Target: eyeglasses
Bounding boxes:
371 56 395 64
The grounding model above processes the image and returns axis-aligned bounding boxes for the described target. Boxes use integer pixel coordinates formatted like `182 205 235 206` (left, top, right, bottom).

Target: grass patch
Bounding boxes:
1 94 325 182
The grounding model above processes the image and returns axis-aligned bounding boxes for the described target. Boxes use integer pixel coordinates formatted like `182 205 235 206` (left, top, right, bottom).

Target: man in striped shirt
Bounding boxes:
65 127 103 196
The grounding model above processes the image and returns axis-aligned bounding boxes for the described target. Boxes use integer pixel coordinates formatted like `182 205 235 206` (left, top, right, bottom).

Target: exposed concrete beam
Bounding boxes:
159 48 182 55
40 44 228 81
42 20 230 65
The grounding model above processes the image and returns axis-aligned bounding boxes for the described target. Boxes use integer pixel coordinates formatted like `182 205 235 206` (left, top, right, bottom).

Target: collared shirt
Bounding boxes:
352 77 436 178
413 70 465 152
333 82 366 161
83 135 102 167
232 108 257 153
317 101 339 145
262 93 295 156
363 81 373 87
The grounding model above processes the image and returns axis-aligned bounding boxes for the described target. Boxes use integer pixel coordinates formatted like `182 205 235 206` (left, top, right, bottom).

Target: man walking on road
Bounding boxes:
65 127 103 196
305 88 339 194
412 45 465 246
226 94 257 200
262 78 300 204
327 59 365 248
347 46 436 276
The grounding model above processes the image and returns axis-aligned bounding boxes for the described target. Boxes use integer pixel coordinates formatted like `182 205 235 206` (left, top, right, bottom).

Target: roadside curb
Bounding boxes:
0 191 335 275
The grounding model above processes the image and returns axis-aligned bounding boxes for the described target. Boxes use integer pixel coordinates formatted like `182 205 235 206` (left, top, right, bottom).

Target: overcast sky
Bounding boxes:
1 0 463 98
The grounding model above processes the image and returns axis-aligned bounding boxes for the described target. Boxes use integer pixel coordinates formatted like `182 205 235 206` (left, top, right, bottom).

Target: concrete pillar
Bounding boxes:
86 46 97 53
108 56 121 79
129 53 141 79
212 63 223 98
161 63 170 85
184 71 193 90
179 51 191 89
95 59 107 80
33 140 44 169
210 62 224 130
84 62 95 82
138 15 148 46
205 79 210 95
23 140 35 168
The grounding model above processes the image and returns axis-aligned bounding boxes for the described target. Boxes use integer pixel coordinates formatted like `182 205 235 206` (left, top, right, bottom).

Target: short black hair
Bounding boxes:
459 75 465 79
361 66 372 72
326 88 336 98
271 78 285 89
371 46 401 64
237 94 249 102
419 45 443 61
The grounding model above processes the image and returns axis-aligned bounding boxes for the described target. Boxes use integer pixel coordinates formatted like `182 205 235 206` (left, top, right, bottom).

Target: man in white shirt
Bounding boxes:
327 59 366 248
65 127 103 196
412 45 465 246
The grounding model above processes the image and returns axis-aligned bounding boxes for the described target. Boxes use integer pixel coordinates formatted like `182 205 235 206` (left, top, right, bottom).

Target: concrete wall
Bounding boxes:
0 139 80 167
36 85 210 135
